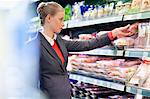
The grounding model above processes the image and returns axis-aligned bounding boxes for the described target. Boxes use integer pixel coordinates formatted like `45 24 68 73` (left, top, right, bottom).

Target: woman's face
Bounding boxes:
48 10 65 33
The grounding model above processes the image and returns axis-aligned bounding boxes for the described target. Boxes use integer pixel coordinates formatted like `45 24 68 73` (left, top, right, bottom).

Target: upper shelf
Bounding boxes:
29 11 150 30
67 15 123 28
66 11 150 28
69 48 124 56
30 11 150 30
125 48 150 58
123 11 150 21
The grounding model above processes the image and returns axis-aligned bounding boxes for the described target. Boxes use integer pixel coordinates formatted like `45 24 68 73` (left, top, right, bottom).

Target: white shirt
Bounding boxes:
41 32 57 46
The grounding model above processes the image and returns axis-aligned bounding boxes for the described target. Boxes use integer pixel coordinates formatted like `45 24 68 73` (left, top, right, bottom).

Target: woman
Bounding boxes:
37 2 134 99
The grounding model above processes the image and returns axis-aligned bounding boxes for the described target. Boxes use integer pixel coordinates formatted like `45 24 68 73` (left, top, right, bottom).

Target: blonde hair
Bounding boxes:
37 2 64 26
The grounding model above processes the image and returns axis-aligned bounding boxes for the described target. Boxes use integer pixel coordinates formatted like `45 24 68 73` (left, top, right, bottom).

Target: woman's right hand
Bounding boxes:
111 23 138 39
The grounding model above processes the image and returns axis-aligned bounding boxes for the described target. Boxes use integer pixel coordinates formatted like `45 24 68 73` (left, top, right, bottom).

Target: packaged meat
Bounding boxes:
69 55 141 82
145 22 150 49
143 74 150 88
129 63 150 86
134 22 150 49
141 0 150 11
123 60 142 67
134 23 147 48
131 0 142 9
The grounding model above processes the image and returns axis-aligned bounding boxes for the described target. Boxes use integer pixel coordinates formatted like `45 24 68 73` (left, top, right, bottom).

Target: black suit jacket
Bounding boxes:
39 32 111 99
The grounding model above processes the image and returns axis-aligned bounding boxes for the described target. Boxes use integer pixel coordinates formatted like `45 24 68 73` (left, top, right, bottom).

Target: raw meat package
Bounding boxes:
143 75 150 89
69 55 141 82
129 63 150 86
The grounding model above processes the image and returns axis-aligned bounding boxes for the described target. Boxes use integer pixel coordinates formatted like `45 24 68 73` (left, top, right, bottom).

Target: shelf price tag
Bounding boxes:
143 52 149 57
92 79 97 85
137 13 142 19
125 51 129 56
135 94 143 99
137 89 142 94
127 86 131 92
85 77 93 84
112 16 122 22
104 82 108 87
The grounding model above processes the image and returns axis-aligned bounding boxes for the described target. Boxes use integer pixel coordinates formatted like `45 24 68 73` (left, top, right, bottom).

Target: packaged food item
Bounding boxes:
104 4 110 16
131 0 142 9
141 0 150 11
143 76 150 88
115 1 122 15
64 4 72 21
134 23 147 49
71 2 82 20
145 22 150 49
142 57 150 88
115 1 130 15
109 2 115 15
129 58 150 86
124 3 132 14
90 8 97 19
97 6 104 18
134 22 150 49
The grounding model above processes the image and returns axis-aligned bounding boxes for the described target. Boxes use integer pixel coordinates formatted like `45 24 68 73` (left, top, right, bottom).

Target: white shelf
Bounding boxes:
69 73 150 97
69 48 124 56
126 85 150 97
67 16 123 28
69 73 125 91
124 11 150 21
125 48 150 58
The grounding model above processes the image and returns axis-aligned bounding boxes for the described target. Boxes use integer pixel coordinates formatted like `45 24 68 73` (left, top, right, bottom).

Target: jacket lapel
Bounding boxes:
56 35 68 62
39 33 62 65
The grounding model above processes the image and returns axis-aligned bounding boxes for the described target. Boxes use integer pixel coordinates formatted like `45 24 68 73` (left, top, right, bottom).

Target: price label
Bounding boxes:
137 89 142 94
112 16 122 22
137 13 142 19
93 79 97 85
127 87 131 92
103 82 107 87
129 14 136 20
97 80 103 86
135 94 143 99
125 51 129 56
81 76 86 82
143 52 148 57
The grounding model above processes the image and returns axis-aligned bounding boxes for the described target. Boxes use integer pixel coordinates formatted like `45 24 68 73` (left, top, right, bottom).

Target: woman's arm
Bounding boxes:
63 33 111 52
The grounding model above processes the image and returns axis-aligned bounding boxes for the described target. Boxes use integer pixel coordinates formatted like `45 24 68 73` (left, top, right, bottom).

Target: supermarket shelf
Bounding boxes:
125 48 150 58
67 16 123 28
30 11 150 30
123 11 150 21
29 17 68 29
126 85 150 97
69 73 125 91
69 48 124 56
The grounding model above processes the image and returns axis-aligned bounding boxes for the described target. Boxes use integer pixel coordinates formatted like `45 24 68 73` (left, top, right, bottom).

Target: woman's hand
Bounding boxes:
112 24 138 38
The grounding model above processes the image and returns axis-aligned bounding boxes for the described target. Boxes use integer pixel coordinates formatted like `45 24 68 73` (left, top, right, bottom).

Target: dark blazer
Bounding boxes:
39 32 111 99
